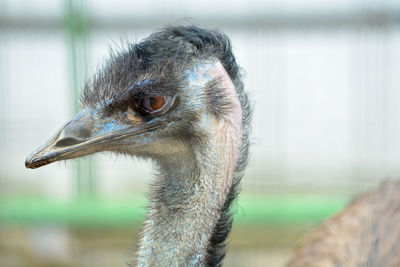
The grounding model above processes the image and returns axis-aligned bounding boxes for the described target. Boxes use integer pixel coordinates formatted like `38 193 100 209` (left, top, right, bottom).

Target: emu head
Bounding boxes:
25 25 251 266
25 26 250 171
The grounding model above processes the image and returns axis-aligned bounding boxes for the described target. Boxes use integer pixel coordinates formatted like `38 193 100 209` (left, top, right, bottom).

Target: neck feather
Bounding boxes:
136 119 241 266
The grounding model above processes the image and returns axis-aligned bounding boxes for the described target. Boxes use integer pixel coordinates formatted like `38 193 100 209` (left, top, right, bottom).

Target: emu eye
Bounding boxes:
141 95 173 114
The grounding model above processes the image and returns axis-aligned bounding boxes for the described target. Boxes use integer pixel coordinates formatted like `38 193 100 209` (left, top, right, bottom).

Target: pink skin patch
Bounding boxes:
185 60 243 204
185 60 242 131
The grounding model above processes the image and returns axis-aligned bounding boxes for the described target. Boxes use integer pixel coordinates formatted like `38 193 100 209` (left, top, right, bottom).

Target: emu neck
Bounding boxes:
137 62 242 267
137 127 241 266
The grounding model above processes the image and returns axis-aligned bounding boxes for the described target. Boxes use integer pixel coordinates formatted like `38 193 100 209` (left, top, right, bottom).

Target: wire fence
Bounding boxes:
1 0 400 200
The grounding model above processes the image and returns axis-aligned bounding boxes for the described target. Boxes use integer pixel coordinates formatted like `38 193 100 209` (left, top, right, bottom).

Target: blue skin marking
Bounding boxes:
97 120 124 136
186 70 204 93
104 99 113 105
187 72 198 81
134 79 154 88
185 70 199 84
185 64 214 86
185 64 216 110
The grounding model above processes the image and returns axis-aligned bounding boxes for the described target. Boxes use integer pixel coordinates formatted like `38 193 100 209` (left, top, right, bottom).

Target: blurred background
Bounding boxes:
1 0 400 266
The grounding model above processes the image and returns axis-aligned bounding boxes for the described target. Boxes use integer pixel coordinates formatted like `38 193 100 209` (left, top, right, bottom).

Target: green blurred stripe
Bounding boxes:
65 0 96 198
234 194 348 225
0 194 348 227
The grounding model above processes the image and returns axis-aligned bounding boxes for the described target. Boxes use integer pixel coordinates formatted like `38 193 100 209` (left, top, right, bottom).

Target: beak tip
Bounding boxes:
25 152 46 169
25 153 36 169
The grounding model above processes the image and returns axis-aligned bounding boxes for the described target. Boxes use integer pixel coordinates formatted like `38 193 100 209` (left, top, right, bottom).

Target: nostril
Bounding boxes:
76 128 92 139
55 137 85 147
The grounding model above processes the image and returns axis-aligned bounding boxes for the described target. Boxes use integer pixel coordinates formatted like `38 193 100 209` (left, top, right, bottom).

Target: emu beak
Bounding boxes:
25 107 151 169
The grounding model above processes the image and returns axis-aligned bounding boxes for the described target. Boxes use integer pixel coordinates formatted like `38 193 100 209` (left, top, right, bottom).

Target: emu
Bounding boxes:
26 25 251 266
287 181 400 267
25 25 400 266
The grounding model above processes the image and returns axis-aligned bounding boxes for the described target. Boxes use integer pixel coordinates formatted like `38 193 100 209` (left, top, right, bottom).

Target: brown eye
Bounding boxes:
149 96 165 110
142 95 173 114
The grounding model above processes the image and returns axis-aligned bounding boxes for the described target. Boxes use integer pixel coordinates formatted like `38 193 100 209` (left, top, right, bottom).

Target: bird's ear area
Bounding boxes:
191 60 239 121
206 60 243 128
203 77 232 119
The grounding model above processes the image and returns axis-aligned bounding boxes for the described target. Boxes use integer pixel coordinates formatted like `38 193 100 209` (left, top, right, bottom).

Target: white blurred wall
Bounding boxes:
1 0 400 198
